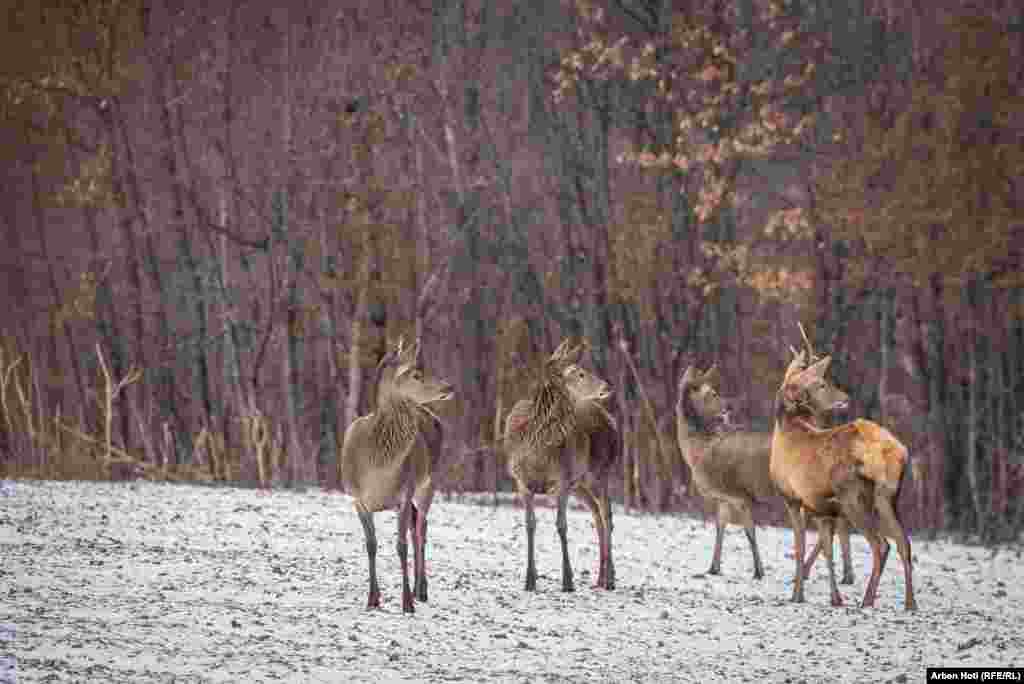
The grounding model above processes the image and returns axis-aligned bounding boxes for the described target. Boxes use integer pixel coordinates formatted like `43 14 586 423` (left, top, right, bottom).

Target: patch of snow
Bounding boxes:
2 480 1022 682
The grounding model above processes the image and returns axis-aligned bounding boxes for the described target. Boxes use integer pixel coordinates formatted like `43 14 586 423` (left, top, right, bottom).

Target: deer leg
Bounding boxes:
729 502 762 580
523 491 538 591
556 487 575 593
601 483 615 590
745 525 764 580
837 517 854 585
357 505 381 610
859 532 885 608
838 485 884 609
877 536 892 577
397 500 414 614
782 499 806 603
877 492 916 611
803 520 824 580
575 485 607 589
708 513 725 576
818 517 843 607
412 503 430 602
410 503 421 596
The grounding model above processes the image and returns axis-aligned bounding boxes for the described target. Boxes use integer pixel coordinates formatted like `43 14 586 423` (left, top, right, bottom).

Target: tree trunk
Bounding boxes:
965 279 984 537
148 11 212 457
29 164 87 418
877 288 893 426
112 82 182 464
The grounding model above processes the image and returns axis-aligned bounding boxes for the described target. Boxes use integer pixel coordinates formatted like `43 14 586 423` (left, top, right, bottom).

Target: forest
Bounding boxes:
1 0 1021 542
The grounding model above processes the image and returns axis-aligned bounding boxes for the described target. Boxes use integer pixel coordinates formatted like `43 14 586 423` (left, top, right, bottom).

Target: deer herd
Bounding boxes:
339 329 916 615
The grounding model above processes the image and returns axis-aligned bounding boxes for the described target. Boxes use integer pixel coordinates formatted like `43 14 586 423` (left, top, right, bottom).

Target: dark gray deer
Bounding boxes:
676 363 854 582
340 337 454 613
505 339 619 592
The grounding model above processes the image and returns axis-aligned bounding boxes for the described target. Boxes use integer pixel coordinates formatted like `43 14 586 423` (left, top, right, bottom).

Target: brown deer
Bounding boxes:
771 349 916 610
505 339 618 592
676 364 853 582
340 337 454 613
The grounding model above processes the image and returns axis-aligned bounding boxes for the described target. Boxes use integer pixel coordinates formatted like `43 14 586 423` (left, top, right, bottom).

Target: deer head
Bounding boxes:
378 336 454 407
563 361 613 403
781 355 849 415
679 364 729 430
547 338 585 374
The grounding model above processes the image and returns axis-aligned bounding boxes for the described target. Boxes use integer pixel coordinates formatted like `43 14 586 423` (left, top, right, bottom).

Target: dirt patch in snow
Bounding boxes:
2 480 1021 682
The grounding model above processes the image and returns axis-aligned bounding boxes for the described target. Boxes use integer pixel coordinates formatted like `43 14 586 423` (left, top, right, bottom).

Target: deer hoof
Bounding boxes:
841 575 855 585
905 599 918 612
831 595 844 608
707 566 722 576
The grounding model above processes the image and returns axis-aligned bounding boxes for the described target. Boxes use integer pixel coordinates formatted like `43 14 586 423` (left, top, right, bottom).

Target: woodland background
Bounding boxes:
1 0 1021 542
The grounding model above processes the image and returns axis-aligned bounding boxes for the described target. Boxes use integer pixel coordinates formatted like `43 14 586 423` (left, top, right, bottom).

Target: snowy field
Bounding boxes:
1 479 1022 683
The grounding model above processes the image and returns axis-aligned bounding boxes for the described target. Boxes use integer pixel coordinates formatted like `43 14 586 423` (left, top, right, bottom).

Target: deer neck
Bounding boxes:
573 397 615 434
525 377 576 448
773 394 832 450
676 393 721 468
371 396 422 458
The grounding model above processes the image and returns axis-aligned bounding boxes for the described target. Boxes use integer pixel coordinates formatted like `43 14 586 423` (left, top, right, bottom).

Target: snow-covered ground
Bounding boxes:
1 480 1021 683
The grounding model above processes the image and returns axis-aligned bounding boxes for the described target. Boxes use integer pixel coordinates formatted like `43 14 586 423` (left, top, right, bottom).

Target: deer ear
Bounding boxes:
703 364 720 385
680 365 697 388
782 378 802 406
550 339 572 362
783 350 806 382
806 355 831 377
377 338 398 368
396 335 419 366
565 341 584 365
550 338 583 367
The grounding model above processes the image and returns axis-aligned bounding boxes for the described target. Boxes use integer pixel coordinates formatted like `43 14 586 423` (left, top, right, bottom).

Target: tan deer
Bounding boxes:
676 364 854 582
505 339 618 592
340 337 454 613
771 349 916 610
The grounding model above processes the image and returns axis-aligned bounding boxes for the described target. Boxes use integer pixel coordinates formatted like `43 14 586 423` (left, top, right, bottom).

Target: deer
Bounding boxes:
771 346 917 611
676 363 854 582
340 337 454 614
504 339 619 593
